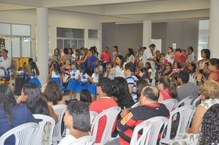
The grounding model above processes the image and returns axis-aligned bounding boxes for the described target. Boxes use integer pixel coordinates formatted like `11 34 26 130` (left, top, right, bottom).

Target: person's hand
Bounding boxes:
16 96 23 104
120 106 129 118
41 83 48 93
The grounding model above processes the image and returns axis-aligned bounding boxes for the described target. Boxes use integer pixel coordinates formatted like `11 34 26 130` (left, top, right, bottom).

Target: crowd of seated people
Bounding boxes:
1 44 219 145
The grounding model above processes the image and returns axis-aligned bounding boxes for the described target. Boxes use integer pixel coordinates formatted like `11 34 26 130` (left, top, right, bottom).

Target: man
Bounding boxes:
117 86 169 145
100 47 112 71
187 46 195 63
59 101 90 145
0 49 13 77
124 62 138 102
90 77 118 143
177 70 199 101
142 44 156 69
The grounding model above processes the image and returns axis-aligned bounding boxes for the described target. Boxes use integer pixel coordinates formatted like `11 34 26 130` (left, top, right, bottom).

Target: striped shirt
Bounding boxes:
126 74 138 102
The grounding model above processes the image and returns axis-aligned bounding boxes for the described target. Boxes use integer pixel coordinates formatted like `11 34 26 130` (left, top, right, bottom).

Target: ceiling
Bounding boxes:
0 0 210 22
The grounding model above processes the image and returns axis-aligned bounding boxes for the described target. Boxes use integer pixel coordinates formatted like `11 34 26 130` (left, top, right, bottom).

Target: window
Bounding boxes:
0 23 31 57
57 27 84 49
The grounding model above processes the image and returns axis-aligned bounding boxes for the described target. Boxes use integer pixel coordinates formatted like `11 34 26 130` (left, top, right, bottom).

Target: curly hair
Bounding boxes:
199 104 219 145
199 80 219 100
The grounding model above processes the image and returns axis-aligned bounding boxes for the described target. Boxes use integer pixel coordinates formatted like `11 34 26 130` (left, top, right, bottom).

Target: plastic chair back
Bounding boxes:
33 114 55 145
160 99 178 112
0 123 39 145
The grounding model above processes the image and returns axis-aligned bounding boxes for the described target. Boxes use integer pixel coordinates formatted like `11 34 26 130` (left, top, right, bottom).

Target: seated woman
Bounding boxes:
187 80 219 134
0 84 36 145
17 83 58 123
42 80 66 105
208 58 219 82
171 104 219 145
157 76 178 102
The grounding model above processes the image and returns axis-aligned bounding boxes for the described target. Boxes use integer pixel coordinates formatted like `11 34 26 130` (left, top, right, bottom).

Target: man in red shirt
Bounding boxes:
90 77 118 143
101 47 112 71
117 86 169 145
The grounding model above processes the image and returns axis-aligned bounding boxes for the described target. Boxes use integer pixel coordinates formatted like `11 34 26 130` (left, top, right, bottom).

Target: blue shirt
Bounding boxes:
87 55 98 69
0 104 36 144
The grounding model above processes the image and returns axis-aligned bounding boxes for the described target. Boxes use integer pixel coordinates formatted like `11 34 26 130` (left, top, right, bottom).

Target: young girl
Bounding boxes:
75 67 89 95
104 62 115 80
88 67 99 100
67 63 80 99
48 61 63 90
62 59 72 90
28 59 42 88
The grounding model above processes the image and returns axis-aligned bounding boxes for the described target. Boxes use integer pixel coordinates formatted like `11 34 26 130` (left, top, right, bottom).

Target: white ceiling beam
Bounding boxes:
43 0 161 8
105 0 209 15
54 5 105 15
0 3 33 11
0 0 42 7
113 9 209 21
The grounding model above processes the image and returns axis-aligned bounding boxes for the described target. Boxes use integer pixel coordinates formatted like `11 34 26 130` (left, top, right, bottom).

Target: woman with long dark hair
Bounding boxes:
111 77 134 109
0 84 36 144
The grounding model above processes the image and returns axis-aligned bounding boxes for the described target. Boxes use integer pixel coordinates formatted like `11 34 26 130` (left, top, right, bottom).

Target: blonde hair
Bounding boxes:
200 80 219 100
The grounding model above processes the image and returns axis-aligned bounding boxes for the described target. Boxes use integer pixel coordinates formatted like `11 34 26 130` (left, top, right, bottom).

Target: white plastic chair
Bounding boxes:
0 122 39 145
130 116 168 145
70 135 95 145
91 106 121 144
160 99 178 112
52 104 67 144
33 114 55 145
131 102 140 108
192 97 201 107
176 96 194 108
90 111 98 124
160 105 195 145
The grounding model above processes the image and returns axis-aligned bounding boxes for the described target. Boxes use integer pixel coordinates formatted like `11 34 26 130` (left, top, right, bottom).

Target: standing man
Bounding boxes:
100 47 112 72
142 44 156 69
0 49 13 79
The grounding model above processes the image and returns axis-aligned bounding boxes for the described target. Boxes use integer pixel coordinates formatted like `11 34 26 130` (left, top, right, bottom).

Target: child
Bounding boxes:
67 63 80 99
88 67 99 100
28 59 42 88
104 62 115 80
48 61 62 90
75 67 89 94
62 59 72 91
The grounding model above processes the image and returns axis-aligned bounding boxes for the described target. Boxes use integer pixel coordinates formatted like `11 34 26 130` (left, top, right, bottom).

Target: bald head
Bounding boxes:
141 86 159 101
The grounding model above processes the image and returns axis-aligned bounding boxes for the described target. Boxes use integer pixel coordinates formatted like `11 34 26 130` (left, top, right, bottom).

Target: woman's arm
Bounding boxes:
187 104 206 134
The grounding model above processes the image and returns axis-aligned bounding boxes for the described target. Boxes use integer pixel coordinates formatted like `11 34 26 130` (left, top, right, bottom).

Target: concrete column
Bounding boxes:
209 0 219 58
143 20 152 47
36 8 49 85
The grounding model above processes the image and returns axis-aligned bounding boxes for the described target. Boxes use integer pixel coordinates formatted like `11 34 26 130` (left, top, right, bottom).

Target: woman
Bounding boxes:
111 77 135 108
17 83 58 123
115 55 125 78
0 84 36 144
158 76 178 102
86 47 98 76
165 47 175 64
126 48 135 63
208 58 219 82
197 49 210 70
187 80 219 134
42 81 66 105
161 62 173 77
199 104 219 145
52 48 60 63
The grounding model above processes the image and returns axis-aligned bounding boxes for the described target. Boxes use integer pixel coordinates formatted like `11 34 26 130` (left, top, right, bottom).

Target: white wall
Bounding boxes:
0 9 102 58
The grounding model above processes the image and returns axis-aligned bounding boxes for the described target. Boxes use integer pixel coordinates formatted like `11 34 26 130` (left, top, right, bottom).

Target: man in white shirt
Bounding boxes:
0 49 12 77
58 101 91 145
142 44 156 69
